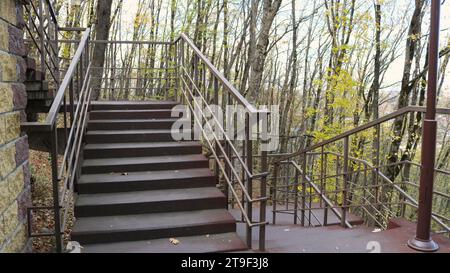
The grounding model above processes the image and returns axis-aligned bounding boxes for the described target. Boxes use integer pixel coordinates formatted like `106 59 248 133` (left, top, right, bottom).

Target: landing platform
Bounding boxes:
230 207 450 253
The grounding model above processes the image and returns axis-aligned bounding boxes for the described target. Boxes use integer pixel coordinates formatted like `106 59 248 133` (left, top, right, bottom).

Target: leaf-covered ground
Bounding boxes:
30 149 74 253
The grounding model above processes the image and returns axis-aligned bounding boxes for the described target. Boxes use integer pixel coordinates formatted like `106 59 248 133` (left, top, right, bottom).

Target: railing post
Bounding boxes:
175 42 180 101
408 0 440 252
341 136 349 228
213 76 220 180
294 167 299 225
245 112 253 249
323 151 328 225
259 145 267 252
50 127 63 252
301 155 306 227
54 15 60 87
272 163 278 225
39 0 46 79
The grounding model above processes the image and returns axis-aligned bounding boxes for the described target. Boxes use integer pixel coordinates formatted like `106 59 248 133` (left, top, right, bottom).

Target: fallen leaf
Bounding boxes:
169 238 180 245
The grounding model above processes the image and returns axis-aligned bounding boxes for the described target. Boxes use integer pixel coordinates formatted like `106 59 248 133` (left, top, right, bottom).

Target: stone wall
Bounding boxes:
0 0 31 253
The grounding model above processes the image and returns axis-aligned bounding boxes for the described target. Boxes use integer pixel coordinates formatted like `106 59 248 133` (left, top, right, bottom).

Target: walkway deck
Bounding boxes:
231 207 450 253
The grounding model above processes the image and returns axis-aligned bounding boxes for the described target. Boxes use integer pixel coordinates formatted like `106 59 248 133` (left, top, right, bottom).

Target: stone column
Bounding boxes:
0 0 32 253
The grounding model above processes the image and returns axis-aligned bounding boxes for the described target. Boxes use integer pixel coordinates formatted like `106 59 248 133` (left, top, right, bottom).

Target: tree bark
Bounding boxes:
91 0 114 100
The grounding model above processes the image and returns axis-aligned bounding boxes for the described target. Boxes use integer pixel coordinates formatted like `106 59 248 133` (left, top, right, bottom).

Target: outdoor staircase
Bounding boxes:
70 101 248 253
24 47 55 121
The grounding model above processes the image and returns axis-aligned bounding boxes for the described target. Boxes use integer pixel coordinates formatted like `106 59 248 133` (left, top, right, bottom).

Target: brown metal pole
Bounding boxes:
407 0 440 252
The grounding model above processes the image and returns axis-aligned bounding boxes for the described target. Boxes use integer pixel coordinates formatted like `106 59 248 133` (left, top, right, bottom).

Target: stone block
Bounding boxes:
17 186 30 223
12 83 27 110
0 143 16 179
8 25 25 56
8 168 24 202
4 112 21 143
0 51 17 82
15 136 29 166
0 83 13 112
0 180 10 214
2 202 19 238
0 0 17 25
0 22 8 52
2 224 27 253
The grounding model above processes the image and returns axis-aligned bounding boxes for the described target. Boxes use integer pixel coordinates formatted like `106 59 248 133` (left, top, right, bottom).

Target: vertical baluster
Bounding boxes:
285 159 289 211
50 126 62 252
308 155 313 226
301 155 306 226
341 136 349 228
165 44 169 100
175 41 180 101
245 112 253 248
39 0 46 81
294 167 299 225
374 124 381 209
335 155 340 204
69 79 75 128
320 146 324 207
363 162 368 220
323 150 328 225
272 162 278 225
259 138 268 251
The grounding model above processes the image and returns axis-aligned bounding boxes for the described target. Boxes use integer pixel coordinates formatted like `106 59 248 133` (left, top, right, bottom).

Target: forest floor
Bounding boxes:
30 149 74 253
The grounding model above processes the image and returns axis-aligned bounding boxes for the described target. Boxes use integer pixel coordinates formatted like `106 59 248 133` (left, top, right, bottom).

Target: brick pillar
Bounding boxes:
0 0 32 253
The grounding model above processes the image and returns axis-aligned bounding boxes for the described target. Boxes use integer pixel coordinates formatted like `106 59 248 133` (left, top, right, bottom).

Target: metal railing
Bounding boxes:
21 29 270 251
175 34 269 251
272 106 450 237
23 0 60 87
22 28 92 253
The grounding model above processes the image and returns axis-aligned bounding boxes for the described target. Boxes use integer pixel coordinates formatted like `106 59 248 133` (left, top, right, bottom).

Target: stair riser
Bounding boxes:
84 145 202 159
25 81 49 91
90 111 175 120
86 133 177 143
75 197 227 217
78 176 217 194
82 160 209 174
71 222 236 245
91 104 178 111
88 121 178 131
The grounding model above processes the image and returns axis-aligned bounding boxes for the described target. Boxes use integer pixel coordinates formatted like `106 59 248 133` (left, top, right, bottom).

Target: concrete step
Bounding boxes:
77 168 216 194
81 154 208 174
83 141 202 159
75 187 227 217
89 109 176 120
71 209 236 245
79 232 248 253
91 100 178 110
87 118 184 131
85 129 189 143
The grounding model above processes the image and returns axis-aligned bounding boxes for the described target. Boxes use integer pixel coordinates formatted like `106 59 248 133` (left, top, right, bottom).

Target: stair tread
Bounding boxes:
82 154 206 167
78 168 214 184
76 187 225 207
80 232 247 253
90 109 174 113
72 209 234 234
84 141 201 150
91 100 177 104
88 118 181 123
86 129 182 135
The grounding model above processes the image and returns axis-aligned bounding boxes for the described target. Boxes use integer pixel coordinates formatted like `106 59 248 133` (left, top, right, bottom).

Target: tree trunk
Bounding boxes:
91 0 114 100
